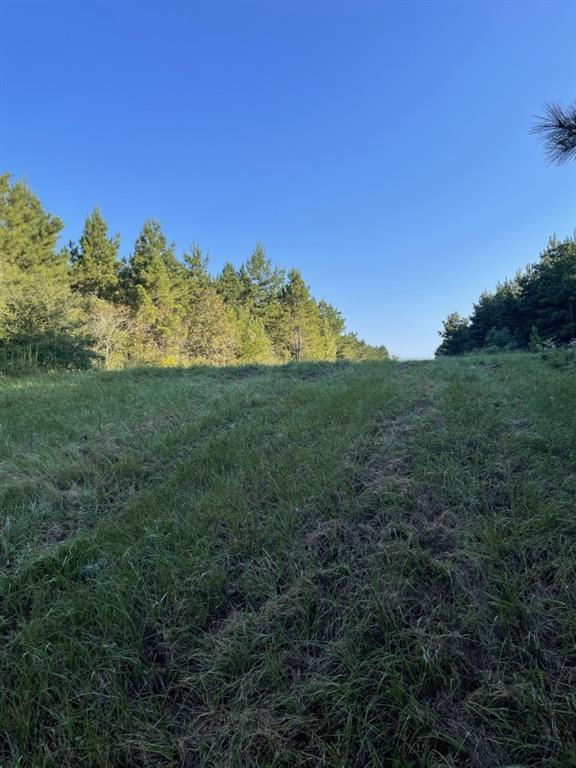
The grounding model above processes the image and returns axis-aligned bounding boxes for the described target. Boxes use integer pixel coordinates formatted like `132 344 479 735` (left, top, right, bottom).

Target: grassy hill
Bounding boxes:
1 355 575 767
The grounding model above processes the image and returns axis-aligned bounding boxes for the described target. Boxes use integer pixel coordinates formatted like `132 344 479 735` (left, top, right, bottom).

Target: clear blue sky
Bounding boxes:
1 0 574 358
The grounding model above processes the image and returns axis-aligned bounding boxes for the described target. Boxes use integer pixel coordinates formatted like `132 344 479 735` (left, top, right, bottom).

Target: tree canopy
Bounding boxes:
436 236 576 356
0 173 388 371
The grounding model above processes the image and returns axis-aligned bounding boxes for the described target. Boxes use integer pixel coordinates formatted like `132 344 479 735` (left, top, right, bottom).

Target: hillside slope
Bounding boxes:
0 356 575 767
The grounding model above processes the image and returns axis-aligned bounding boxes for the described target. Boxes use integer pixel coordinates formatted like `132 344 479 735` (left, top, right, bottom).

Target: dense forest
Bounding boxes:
436 235 576 356
0 173 388 371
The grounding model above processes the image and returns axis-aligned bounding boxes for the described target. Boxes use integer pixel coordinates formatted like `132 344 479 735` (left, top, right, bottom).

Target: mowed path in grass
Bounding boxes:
0 356 575 767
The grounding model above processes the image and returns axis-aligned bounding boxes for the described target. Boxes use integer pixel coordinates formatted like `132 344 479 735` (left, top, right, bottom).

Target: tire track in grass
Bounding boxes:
0 363 405 768
169 359 574 768
0 376 287 569
168 366 442 768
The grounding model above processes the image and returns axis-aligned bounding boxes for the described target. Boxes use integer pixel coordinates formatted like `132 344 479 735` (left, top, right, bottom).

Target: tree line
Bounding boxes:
436 235 576 356
0 173 388 371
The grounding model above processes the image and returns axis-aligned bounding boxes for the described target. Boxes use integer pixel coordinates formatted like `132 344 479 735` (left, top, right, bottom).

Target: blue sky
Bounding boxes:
1 0 574 358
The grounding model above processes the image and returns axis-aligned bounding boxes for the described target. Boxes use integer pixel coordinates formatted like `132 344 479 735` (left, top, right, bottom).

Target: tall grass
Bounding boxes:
0 355 574 766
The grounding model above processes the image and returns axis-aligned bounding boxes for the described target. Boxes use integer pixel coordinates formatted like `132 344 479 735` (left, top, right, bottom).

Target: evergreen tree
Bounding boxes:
183 244 211 289
483 327 517 351
162 235 188 307
0 174 93 370
240 243 285 314
336 331 389 361
0 173 388 370
125 220 184 356
436 236 576 355
319 300 345 360
318 300 345 337
216 262 245 308
518 238 576 343
279 269 325 361
436 312 471 356
69 207 120 301
234 307 275 363
467 280 523 349
259 299 289 362
183 244 239 362
337 332 360 360
0 173 64 276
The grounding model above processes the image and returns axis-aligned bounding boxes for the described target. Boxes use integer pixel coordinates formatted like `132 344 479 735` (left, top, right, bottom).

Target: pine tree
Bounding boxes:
260 299 290 362
234 307 275 363
183 244 211 290
319 300 345 360
318 300 345 336
279 269 325 361
216 262 245 308
519 238 576 343
337 332 360 360
435 312 471 356
0 175 93 370
125 220 184 356
240 243 285 314
533 102 576 165
181 246 236 363
69 207 120 301
437 236 576 355
162 235 188 309
0 173 390 370
468 279 523 349
0 173 64 277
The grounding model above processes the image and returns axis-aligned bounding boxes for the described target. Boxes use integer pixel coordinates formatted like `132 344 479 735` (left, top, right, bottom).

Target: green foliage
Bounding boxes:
318 299 345 336
233 306 275 363
1 355 575 765
68 208 121 301
183 243 211 288
215 262 245 308
87 297 131 369
541 340 576 369
0 173 64 275
124 220 186 358
435 312 470 356
437 236 576 355
0 279 94 371
184 284 236 364
336 330 390 361
239 242 284 313
0 175 94 371
0 173 387 372
484 326 518 350
529 324 542 351
278 269 324 361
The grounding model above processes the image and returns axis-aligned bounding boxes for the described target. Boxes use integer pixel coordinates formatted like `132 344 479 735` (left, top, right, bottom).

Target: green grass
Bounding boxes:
0 355 575 767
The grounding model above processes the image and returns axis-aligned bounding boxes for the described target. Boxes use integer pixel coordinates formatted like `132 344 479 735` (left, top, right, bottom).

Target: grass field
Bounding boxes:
1 354 575 767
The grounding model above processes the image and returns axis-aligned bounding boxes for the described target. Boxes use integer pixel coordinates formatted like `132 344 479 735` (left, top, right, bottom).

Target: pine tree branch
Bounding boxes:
532 101 576 165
